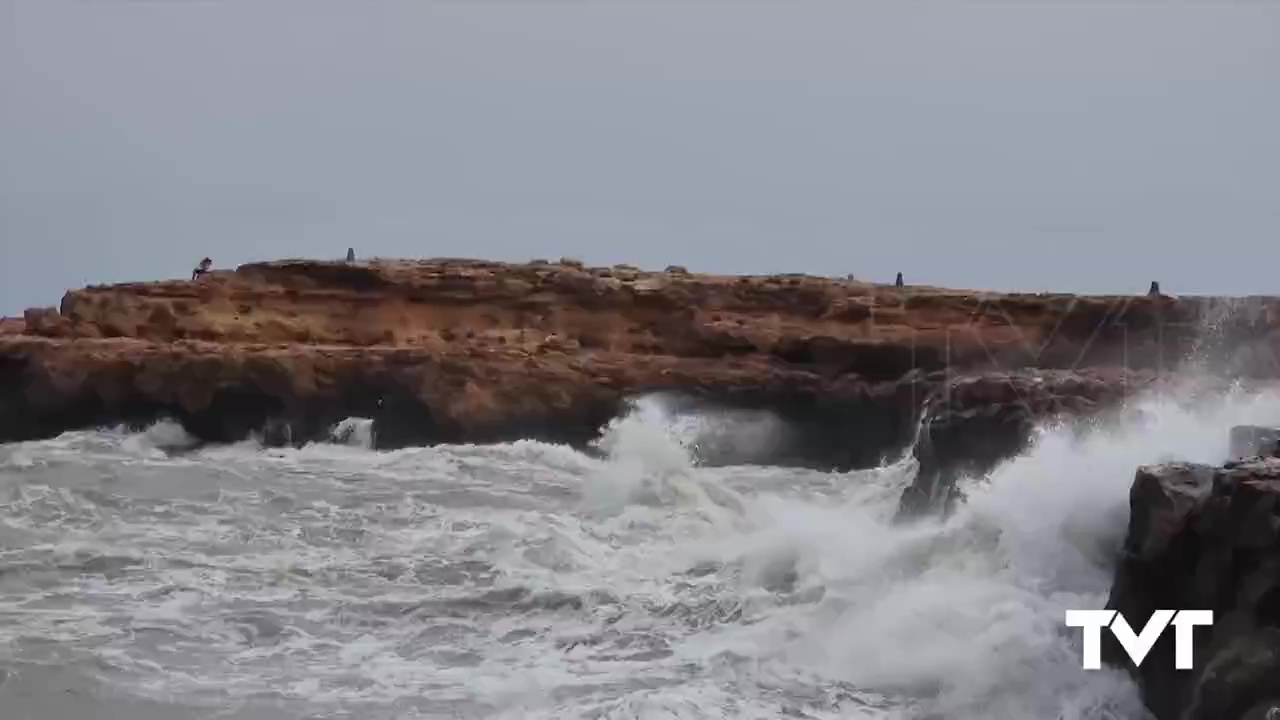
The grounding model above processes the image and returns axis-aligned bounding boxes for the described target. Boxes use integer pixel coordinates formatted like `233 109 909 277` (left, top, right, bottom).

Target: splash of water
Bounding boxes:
718 381 1280 720
3 383 1280 719
583 395 750 532
329 417 375 449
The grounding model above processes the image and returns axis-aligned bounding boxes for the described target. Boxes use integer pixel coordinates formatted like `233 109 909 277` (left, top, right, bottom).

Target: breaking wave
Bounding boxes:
2 384 1279 719
330 417 376 449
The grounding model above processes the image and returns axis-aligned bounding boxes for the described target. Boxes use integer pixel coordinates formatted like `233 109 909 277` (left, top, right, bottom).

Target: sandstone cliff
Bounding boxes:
3 258 1279 476
9 259 1280 720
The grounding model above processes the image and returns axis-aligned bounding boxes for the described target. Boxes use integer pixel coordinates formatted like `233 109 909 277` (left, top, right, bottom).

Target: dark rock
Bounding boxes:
898 400 1036 518
1184 629 1280 720
895 370 1149 520
1238 698 1280 720
1230 425 1280 460
1102 457 1280 720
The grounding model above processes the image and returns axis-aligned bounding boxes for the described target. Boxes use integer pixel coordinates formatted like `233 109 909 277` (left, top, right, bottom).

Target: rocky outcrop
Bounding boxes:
1103 458 1280 720
897 369 1158 517
1230 425 1280 460
0 317 23 336
3 258 1279 473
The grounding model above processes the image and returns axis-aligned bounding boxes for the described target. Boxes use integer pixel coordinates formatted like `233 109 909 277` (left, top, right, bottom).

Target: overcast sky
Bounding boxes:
2 0 1278 313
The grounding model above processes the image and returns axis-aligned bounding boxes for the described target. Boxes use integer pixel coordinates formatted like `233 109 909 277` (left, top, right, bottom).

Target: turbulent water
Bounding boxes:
2 385 1280 720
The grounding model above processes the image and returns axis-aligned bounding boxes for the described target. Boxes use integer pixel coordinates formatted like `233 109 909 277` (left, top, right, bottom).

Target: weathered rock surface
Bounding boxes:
1230 425 1280 460
897 368 1159 517
1103 458 1280 720
3 258 1279 474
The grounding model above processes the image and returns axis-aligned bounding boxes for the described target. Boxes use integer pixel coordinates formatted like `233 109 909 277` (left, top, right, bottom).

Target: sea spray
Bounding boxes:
330 417 376 449
583 395 750 532
2 385 1280 719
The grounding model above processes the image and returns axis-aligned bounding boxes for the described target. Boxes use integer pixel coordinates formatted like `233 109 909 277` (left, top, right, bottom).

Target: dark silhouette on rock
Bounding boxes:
895 272 904 288
346 248 356 263
1149 280 1161 296
191 257 212 281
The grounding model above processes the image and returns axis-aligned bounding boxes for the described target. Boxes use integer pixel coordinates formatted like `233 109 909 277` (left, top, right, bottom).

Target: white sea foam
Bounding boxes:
329 417 376 449
1 382 1278 719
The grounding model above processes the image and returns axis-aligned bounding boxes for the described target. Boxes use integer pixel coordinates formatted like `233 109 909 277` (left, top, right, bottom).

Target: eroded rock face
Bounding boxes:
1230 425 1280 460
0 317 23 336
897 369 1156 518
1 258 1275 473
1103 458 1280 720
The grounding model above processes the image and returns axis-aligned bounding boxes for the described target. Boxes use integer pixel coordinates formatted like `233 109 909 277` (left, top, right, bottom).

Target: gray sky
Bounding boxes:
2 0 1279 313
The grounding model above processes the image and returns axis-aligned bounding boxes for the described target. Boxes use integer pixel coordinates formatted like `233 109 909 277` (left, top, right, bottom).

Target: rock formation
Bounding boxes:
3 258 1280 479
1102 456 1280 720
1230 425 1280 460
14 259 1280 717
897 368 1157 517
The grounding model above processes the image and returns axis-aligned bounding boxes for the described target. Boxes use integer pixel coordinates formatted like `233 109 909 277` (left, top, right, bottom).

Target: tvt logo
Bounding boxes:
1065 609 1213 670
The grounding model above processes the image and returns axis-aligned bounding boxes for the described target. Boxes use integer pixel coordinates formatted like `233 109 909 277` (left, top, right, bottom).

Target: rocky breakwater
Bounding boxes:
3 259 1278 474
1103 454 1280 720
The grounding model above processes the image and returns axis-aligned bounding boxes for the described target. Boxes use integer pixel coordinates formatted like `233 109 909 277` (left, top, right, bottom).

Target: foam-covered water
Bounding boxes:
1 384 1278 719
